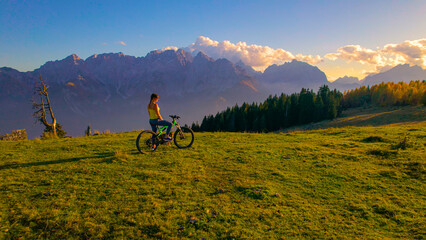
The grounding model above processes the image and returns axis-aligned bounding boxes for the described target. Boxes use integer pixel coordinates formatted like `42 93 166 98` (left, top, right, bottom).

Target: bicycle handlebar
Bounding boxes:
169 115 180 119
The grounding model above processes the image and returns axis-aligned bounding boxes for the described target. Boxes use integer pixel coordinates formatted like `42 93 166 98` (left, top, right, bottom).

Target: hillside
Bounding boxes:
1 123 425 239
281 105 425 132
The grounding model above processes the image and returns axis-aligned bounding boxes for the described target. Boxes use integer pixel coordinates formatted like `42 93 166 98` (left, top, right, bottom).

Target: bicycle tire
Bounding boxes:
136 130 159 154
173 127 194 149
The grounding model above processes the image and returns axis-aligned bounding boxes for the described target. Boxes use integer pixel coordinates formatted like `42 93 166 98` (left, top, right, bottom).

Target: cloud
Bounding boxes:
325 38 426 71
160 46 178 51
160 36 425 75
325 45 379 65
180 36 322 71
295 54 323 65
119 41 126 46
381 39 426 66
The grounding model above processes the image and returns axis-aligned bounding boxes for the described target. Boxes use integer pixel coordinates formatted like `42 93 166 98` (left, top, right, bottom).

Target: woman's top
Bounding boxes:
148 105 160 119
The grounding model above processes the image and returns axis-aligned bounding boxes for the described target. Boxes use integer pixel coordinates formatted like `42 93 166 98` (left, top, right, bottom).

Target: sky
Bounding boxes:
0 0 425 80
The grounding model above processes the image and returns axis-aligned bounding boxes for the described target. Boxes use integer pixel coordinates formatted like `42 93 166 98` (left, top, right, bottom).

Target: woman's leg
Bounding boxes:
149 119 158 132
157 120 172 136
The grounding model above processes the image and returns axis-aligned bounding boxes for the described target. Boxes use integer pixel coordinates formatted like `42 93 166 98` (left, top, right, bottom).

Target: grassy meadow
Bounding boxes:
282 105 426 132
0 115 425 238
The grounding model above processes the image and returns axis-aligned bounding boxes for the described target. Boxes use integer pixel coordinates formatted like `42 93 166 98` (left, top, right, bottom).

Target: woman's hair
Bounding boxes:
150 93 159 103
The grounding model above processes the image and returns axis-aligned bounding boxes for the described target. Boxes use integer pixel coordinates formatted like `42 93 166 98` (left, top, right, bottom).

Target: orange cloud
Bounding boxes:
325 38 426 71
160 46 178 51
182 36 323 71
162 36 425 77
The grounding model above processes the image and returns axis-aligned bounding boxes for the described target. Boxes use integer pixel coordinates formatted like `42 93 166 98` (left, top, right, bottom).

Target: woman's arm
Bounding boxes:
155 104 163 120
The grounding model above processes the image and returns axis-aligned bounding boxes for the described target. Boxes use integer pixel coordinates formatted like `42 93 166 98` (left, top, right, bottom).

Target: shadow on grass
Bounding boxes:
0 152 113 170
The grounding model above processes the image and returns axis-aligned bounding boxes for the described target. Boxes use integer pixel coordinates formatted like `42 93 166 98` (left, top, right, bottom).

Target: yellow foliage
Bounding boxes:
343 80 426 108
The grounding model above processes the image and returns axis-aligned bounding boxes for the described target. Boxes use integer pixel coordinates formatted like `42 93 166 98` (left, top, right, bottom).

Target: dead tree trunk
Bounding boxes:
32 75 57 137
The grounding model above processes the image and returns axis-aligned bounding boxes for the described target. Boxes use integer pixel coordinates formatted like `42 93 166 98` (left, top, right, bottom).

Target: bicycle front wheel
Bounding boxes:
136 130 159 154
173 127 194 149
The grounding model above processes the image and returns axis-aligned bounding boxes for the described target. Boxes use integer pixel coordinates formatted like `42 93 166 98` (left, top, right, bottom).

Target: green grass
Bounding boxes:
0 122 425 239
282 105 426 132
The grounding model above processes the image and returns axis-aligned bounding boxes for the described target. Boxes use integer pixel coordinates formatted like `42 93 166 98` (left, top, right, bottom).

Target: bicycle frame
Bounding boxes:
155 119 180 137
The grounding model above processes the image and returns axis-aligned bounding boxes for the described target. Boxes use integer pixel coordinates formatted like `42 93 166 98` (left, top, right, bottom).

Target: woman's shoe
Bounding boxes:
164 136 172 141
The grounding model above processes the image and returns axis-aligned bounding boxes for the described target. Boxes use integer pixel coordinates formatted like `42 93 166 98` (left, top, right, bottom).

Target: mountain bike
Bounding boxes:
136 115 195 154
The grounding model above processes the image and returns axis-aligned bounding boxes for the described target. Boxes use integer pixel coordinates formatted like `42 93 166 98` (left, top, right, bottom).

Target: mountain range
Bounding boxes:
1 49 425 138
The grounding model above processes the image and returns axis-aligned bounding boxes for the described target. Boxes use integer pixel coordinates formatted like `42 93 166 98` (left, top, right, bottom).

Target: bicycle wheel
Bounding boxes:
173 127 194 149
136 130 159 154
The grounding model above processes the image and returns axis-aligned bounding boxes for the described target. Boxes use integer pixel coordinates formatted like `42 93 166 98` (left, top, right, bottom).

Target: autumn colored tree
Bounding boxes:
342 81 425 108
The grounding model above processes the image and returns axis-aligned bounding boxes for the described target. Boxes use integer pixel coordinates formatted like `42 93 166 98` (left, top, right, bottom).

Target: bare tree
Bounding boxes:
32 75 63 138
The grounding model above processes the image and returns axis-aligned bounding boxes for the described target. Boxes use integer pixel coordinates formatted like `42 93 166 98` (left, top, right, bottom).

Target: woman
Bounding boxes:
148 93 172 141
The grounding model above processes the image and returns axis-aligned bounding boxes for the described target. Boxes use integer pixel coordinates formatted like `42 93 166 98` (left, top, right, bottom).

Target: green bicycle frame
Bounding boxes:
156 119 179 137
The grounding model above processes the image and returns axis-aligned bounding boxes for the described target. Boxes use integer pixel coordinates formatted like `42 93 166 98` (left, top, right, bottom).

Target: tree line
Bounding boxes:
342 80 425 108
192 80 426 132
192 85 343 132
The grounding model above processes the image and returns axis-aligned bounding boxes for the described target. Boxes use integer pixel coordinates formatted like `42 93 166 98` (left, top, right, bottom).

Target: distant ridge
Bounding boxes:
329 65 426 91
260 59 328 94
362 64 426 86
1 49 425 138
334 76 360 85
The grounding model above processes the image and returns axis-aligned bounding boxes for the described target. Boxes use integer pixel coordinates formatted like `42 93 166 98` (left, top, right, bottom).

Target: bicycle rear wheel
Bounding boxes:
173 127 194 149
136 130 159 154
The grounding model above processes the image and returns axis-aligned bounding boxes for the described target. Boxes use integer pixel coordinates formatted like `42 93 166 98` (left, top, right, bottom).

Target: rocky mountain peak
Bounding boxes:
175 49 194 64
260 59 328 94
42 54 83 68
263 59 321 75
333 76 360 84
194 51 214 63
145 49 163 58
86 52 131 62
65 54 82 64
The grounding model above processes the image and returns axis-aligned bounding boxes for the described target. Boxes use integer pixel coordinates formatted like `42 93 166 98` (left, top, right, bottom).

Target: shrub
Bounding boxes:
43 123 67 138
0 129 27 141
393 135 412 150
41 131 59 139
